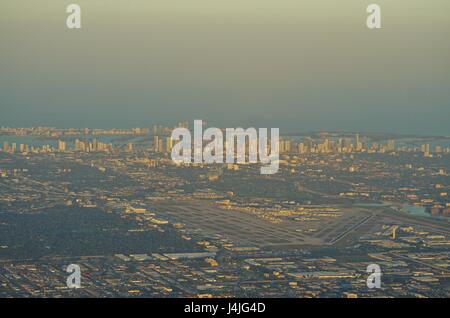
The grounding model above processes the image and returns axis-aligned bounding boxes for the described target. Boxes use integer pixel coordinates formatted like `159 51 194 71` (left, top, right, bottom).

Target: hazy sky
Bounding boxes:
1 0 449 134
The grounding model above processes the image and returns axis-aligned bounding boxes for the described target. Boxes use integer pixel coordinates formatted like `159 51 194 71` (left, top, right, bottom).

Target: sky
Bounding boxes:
1 0 449 135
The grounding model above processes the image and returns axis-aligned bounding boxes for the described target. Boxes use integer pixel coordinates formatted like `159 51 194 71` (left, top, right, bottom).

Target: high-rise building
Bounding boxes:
127 143 133 152
421 144 430 157
298 143 305 154
58 140 66 152
355 134 363 152
165 137 173 153
74 139 86 152
153 136 159 152
341 138 352 152
387 140 396 152
153 136 163 152
279 139 292 154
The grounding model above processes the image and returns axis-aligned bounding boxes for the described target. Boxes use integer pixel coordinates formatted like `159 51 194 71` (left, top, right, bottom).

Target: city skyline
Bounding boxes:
2 124 450 165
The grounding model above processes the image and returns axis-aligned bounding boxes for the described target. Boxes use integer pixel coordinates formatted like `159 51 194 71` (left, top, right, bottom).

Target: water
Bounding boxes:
401 205 429 217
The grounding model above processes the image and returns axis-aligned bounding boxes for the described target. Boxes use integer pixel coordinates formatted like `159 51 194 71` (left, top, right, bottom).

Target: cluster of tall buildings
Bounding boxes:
278 136 449 156
73 139 112 152
2 142 48 154
278 135 396 154
1 139 113 154
148 131 449 157
152 122 189 153
153 135 174 153
0 127 151 137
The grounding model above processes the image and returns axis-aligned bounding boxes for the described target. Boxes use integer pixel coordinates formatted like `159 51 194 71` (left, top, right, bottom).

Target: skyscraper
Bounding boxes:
355 134 362 152
2 142 9 152
58 140 66 152
165 137 173 153
387 140 396 152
